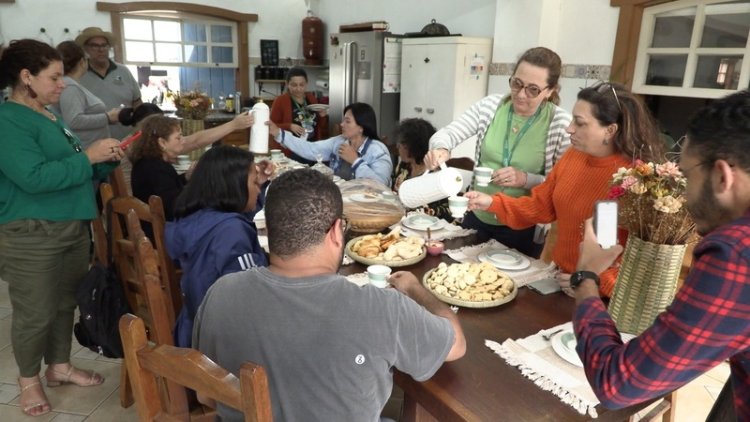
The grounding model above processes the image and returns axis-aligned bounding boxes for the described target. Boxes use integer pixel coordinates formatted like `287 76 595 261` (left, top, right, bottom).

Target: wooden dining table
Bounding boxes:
340 232 656 421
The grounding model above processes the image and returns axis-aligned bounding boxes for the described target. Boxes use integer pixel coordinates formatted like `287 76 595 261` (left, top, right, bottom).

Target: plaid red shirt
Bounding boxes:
573 212 750 421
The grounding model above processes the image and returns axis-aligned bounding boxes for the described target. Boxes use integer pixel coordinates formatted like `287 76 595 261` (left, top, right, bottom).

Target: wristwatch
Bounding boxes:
570 271 599 290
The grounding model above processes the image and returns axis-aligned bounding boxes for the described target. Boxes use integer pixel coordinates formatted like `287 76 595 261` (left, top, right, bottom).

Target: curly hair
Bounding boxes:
396 118 436 165
128 114 180 164
0 39 61 90
265 169 343 258
686 90 750 172
577 82 665 163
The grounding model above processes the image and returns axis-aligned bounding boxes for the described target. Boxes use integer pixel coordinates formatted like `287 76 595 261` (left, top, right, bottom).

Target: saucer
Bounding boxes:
402 215 443 231
551 330 583 367
477 249 531 271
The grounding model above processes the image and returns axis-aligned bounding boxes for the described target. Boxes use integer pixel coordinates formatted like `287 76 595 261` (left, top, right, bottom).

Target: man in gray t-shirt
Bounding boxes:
76 27 142 140
194 169 466 421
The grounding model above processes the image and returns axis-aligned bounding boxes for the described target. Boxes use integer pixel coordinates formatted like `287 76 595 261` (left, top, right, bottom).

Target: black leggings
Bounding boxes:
461 211 544 258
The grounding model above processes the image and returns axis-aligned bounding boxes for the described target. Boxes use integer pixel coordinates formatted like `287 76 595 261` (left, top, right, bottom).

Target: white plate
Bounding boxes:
477 250 531 271
350 193 381 203
551 330 583 367
402 215 443 231
306 104 330 112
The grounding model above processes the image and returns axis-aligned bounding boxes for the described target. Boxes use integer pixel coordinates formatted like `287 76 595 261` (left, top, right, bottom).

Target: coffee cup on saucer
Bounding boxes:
474 167 493 187
270 149 283 161
448 196 469 219
367 265 392 288
177 155 190 167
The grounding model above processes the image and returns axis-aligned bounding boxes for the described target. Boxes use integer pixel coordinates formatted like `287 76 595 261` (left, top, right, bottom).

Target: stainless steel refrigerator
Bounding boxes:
328 31 402 144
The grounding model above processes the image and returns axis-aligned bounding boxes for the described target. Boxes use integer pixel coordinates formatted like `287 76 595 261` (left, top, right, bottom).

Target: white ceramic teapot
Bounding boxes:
398 163 464 208
249 100 270 154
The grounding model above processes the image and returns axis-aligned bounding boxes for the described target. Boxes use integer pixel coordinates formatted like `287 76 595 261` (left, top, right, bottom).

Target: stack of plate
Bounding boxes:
401 214 445 231
477 248 531 271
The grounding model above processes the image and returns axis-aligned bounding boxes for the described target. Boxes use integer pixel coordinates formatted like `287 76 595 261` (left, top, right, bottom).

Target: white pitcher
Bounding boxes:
249 100 269 154
398 163 464 208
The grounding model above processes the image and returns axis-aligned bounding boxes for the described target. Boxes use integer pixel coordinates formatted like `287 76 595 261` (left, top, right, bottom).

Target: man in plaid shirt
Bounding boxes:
571 89 750 420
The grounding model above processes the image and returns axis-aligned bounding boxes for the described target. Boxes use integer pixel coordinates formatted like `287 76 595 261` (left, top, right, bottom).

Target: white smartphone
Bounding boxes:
594 200 618 249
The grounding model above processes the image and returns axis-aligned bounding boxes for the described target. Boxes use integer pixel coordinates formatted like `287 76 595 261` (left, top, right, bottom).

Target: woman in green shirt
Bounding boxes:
0 39 122 417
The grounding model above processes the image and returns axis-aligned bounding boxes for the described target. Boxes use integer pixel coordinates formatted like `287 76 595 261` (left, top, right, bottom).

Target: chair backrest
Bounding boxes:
120 314 273 422
109 165 131 197
100 183 182 317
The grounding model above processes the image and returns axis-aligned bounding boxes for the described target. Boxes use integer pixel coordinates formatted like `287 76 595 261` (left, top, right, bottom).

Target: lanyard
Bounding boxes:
502 105 542 167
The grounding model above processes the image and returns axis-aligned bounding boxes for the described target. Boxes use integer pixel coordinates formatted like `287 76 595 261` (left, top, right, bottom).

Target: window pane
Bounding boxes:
211 25 233 43
700 1 750 47
125 41 154 62
184 45 208 63
694 56 743 89
646 54 688 86
155 43 182 63
154 20 181 42
211 46 234 63
123 18 153 41
651 7 696 48
183 23 206 43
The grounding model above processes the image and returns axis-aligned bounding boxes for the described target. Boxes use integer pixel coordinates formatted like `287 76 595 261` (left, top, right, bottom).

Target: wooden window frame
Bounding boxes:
96 1 257 98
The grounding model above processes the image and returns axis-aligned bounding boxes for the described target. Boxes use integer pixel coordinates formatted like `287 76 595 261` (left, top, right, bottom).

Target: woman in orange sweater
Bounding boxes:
465 83 665 297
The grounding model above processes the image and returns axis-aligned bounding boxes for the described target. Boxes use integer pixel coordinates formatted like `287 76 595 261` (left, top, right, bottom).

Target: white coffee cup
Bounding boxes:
177 155 190 166
474 167 493 187
367 264 392 288
448 196 469 219
270 149 283 161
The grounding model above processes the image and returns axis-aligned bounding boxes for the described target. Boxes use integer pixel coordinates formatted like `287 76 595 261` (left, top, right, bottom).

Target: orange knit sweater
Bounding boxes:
486 148 630 297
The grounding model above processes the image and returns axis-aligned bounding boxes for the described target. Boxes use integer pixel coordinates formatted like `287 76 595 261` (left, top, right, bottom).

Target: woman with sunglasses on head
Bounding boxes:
424 47 571 258
0 39 123 417
465 82 666 297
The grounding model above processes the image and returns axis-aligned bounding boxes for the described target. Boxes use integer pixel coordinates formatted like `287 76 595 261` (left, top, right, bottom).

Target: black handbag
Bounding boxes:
74 207 130 358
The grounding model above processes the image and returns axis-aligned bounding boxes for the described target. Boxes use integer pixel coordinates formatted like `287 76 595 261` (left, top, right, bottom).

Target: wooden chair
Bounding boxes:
109 164 131 197
120 314 273 422
100 183 182 317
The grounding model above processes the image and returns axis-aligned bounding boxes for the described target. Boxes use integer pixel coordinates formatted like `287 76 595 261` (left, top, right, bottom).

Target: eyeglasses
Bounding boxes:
508 77 549 98
329 216 350 234
62 127 82 153
85 42 110 50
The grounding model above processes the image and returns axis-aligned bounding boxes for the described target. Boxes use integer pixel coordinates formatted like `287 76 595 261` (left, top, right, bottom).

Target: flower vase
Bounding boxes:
608 235 688 335
181 118 205 161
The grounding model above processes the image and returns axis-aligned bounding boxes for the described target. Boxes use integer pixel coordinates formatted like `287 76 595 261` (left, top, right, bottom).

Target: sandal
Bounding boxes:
18 377 51 417
45 365 104 388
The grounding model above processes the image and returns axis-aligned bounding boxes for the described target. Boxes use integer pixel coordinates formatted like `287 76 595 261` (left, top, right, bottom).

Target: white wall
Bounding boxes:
490 0 620 112
0 0 495 60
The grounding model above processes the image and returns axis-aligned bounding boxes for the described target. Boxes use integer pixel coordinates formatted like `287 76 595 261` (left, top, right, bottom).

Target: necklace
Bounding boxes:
9 98 57 121
502 105 542 167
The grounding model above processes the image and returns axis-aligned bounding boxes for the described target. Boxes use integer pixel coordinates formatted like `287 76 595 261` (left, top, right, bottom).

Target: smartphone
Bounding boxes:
527 277 562 295
594 200 618 249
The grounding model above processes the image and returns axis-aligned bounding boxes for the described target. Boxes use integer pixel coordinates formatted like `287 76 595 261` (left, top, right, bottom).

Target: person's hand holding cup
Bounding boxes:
367 265 392 288
448 196 469 219
474 167 493 187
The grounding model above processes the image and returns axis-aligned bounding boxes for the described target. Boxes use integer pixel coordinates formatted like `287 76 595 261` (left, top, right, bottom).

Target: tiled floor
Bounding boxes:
0 277 728 421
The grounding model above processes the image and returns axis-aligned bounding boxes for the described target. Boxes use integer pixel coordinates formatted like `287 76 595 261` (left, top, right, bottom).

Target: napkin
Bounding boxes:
486 322 600 417
443 239 557 287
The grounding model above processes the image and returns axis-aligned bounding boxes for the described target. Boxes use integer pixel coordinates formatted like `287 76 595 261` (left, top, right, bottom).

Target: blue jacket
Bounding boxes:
165 208 268 347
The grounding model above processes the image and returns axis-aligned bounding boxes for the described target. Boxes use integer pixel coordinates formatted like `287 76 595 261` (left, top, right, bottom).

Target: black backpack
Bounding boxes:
74 211 131 358
74 263 130 358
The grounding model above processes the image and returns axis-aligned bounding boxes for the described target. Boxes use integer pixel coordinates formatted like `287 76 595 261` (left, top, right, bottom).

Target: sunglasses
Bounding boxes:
62 127 83 153
509 77 549 98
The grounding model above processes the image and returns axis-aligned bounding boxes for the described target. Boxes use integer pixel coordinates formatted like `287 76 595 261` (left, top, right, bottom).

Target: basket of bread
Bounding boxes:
340 179 405 233
423 262 517 308
346 227 426 267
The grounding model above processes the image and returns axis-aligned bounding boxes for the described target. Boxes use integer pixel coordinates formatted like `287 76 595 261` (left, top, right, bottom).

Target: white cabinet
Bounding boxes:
400 37 492 129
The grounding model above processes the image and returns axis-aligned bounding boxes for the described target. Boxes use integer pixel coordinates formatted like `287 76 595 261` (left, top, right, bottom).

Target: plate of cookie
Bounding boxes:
423 262 517 308
346 228 426 267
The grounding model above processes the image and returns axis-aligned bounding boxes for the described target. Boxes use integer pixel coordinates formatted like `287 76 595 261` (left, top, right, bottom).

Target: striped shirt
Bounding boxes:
573 211 750 419
429 94 571 188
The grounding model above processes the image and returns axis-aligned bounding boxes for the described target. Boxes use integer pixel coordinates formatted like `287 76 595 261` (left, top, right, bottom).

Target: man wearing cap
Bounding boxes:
77 27 141 139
